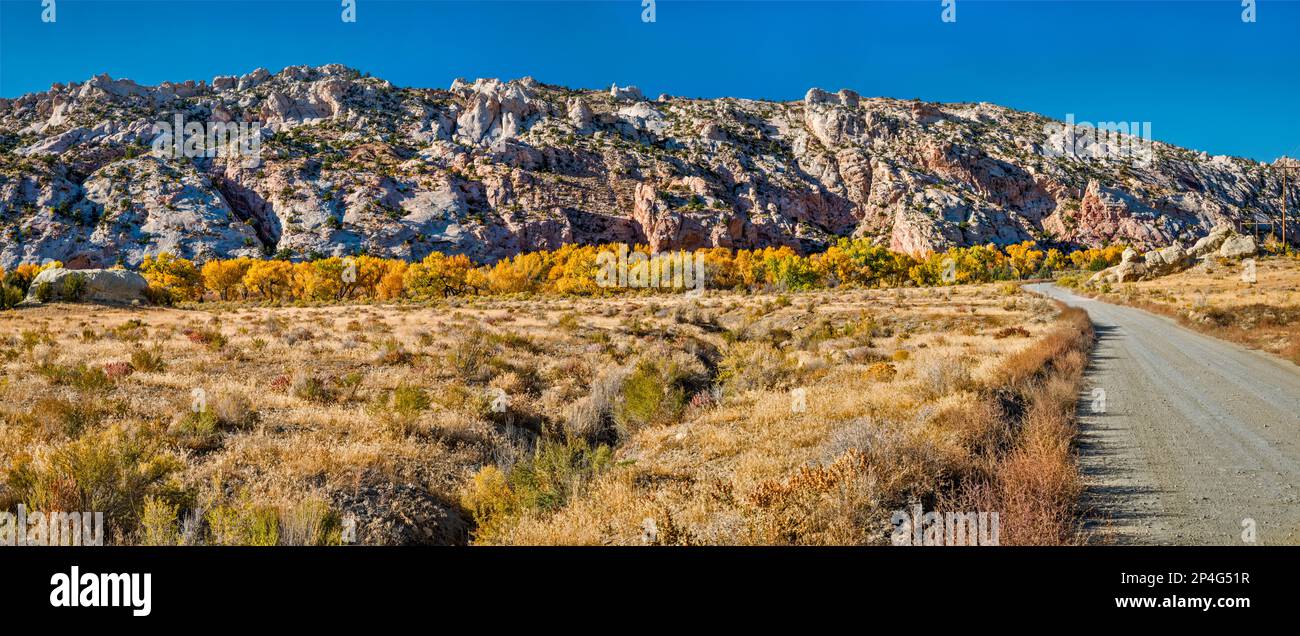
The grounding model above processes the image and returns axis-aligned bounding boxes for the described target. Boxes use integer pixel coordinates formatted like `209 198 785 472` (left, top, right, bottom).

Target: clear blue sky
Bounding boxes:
1 0 1297 161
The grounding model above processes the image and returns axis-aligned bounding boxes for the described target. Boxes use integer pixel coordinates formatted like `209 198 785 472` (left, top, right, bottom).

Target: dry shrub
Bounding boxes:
745 413 966 545
717 341 792 393
183 327 228 351
954 403 1082 546
863 361 897 382
3 423 181 534
263 374 287 393
368 384 432 437
34 361 113 393
207 496 280 546
282 326 314 345
376 338 412 365
745 449 876 545
736 418 956 546
911 352 974 400
139 495 181 546
27 397 101 438
169 389 256 451
430 382 491 418
1282 338 1300 365
993 326 1031 339
433 416 501 457
565 365 627 443
211 390 257 429
103 361 134 381
615 353 706 436
447 328 497 383
948 304 1092 545
169 409 221 451
291 373 334 403
920 393 1006 473
278 496 342 545
493 360 544 397
461 438 613 543
1003 305 1090 384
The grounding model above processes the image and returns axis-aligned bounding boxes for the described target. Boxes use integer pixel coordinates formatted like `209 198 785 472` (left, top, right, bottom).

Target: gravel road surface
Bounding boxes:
1027 283 1300 545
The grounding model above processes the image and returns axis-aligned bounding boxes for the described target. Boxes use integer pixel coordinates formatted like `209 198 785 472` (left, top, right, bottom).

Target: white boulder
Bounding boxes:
24 268 150 305
1218 235 1257 259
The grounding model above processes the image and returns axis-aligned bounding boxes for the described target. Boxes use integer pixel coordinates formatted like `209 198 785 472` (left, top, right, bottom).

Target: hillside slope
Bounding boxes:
1 64 1294 269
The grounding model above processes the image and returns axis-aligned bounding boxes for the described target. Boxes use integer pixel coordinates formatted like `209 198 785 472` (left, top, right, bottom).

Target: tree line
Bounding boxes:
0 239 1127 307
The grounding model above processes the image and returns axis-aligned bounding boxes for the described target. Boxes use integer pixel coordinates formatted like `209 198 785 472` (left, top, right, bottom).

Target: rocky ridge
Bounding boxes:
2 64 1296 269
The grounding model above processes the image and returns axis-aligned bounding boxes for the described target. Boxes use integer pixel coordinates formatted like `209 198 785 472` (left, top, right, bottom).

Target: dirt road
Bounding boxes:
1026 284 1300 545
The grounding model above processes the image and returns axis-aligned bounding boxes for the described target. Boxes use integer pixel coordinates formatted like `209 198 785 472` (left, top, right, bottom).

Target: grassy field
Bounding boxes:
0 284 1093 545
1077 256 1300 365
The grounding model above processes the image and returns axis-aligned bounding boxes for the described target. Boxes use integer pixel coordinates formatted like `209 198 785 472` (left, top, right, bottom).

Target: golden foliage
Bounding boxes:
140 252 203 301
3 239 1129 309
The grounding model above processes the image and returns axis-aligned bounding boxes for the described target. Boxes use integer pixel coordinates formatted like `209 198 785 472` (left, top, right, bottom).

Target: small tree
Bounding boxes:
404 252 473 298
201 258 252 301
140 253 203 301
61 273 87 301
242 260 294 300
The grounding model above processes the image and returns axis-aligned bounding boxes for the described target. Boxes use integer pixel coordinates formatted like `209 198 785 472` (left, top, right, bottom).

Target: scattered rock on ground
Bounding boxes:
332 483 469 546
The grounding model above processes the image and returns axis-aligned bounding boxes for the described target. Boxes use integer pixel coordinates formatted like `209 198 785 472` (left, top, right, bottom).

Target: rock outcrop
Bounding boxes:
609 84 644 102
23 267 150 304
1142 243 1189 277
1218 235 1258 259
1 65 1296 270
1087 224 1258 286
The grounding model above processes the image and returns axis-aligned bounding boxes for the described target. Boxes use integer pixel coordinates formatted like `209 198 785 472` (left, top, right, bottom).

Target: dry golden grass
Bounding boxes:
1088 256 1300 365
0 284 1089 545
945 308 1091 545
469 287 1090 545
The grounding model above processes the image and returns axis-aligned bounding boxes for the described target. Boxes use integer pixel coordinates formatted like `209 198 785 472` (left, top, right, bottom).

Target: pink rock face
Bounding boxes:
889 213 941 255
1 66 1295 271
1059 181 1178 250
632 182 677 252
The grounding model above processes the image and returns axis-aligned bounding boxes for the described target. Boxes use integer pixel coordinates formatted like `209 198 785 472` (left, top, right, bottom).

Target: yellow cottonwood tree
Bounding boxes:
375 259 409 300
201 258 253 300
140 253 203 301
404 252 472 298
243 260 294 300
